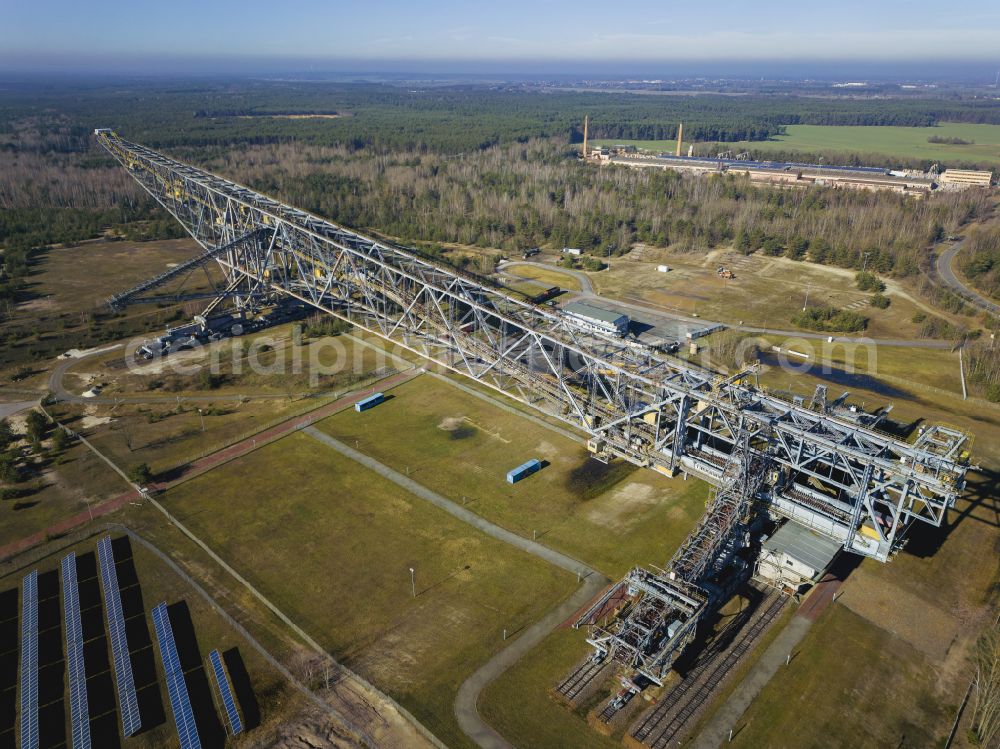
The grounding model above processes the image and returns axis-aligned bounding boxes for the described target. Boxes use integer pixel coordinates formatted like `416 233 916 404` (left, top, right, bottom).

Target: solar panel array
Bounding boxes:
19 569 39 749
61 553 91 749
96 536 141 737
152 603 202 749
208 649 243 736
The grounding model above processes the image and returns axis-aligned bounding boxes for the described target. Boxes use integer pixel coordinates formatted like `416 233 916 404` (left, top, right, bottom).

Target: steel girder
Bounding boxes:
95 129 970 562
579 567 707 686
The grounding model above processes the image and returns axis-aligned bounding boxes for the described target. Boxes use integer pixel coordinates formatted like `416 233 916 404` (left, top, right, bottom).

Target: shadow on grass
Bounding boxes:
0 588 17 746
37 569 65 749
222 648 260 731
167 601 225 749
902 465 1000 559
112 536 166 734
76 551 121 749
564 456 636 502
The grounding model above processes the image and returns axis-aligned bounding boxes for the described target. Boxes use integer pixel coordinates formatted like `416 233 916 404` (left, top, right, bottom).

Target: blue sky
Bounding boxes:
2 0 999 73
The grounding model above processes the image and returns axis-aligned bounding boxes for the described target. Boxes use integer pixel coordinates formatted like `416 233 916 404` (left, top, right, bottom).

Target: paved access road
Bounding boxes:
0 400 36 420
936 238 1000 316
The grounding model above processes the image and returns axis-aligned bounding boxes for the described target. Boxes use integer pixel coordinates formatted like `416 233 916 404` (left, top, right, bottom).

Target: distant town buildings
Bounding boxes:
588 148 994 196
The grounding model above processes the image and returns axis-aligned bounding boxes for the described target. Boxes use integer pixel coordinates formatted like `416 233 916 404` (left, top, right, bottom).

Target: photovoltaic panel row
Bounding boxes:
61 553 91 749
19 569 39 749
152 603 202 749
96 536 141 737
209 649 242 736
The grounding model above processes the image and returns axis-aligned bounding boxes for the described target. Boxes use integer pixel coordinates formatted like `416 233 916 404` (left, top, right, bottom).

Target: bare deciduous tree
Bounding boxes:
972 623 1000 748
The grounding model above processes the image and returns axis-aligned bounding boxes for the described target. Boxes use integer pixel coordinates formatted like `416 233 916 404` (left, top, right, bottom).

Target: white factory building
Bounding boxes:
562 300 630 336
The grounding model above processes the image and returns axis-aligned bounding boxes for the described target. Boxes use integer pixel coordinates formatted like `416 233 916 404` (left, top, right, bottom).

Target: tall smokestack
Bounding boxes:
583 115 589 159
676 122 683 157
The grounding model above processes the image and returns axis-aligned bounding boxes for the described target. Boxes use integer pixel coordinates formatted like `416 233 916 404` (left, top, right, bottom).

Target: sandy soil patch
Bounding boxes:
585 482 662 531
129 348 208 375
79 415 113 429
16 297 58 313
839 565 960 660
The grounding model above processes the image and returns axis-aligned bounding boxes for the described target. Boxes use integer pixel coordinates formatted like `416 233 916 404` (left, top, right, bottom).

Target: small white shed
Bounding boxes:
756 522 841 589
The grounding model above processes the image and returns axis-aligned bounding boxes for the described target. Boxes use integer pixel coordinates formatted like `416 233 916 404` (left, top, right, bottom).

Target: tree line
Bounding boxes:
195 138 989 281
959 226 1000 298
6 79 1000 157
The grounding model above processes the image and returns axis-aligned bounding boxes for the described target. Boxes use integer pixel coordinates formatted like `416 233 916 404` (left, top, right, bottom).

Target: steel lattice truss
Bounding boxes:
577 429 768 684
95 129 970 565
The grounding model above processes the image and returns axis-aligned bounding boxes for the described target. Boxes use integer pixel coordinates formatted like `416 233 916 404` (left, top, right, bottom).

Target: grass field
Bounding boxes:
502 264 583 291
0 429 125 549
480 627 622 749
587 250 958 340
594 122 1000 167
0 532 302 749
315 374 709 578
0 238 208 378
160 430 576 749
731 605 956 749
49 326 400 475
750 335 964 396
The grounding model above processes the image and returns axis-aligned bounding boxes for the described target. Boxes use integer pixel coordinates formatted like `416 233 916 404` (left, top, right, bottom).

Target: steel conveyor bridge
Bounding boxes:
95 128 973 680
95 128 969 562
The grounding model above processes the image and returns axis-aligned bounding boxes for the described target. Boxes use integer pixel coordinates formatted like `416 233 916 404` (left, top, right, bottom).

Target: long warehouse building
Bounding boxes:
562 300 629 336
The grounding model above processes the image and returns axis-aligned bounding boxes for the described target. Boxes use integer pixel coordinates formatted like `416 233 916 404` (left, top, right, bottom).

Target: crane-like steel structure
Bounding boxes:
95 129 972 684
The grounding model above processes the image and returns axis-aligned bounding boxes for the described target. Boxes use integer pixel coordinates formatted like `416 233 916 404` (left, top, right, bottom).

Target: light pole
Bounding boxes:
197 408 205 432
803 284 811 311
409 567 415 598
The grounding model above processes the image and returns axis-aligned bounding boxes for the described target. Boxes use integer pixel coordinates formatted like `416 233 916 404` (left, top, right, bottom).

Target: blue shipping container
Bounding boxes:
355 392 385 412
507 458 542 484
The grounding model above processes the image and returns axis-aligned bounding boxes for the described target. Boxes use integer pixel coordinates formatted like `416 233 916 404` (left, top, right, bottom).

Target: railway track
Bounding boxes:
629 591 788 748
554 658 606 704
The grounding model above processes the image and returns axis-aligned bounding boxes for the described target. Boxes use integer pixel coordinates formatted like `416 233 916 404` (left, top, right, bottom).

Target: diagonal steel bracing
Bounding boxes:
94 129 971 568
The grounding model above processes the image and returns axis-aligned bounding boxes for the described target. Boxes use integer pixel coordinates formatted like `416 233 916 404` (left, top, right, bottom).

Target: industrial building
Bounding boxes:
938 169 994 189
562 300 629 336
756 522 842 590
599 151 937 195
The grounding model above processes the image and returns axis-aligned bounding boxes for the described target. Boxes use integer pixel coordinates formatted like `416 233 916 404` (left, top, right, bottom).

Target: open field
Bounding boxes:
315 374 709 578
47 326 401 474
749 335 964 396
0 425 125 550
160 430 576 749
59 324 400 400
594 122 1000 167
0 531 304 749
481 627 622 749
730 605 959 749
0 238 208 379
1 327 405 557
500 264 583 292
584 250 970 339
